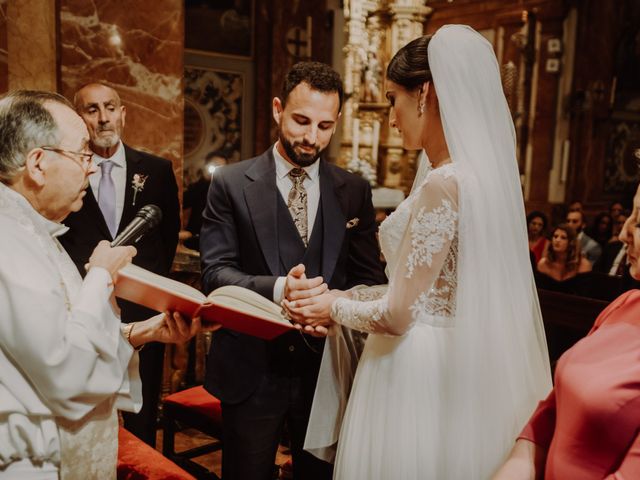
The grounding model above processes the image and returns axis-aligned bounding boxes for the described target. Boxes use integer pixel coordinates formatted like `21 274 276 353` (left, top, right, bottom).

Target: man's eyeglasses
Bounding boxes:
41 146 94 171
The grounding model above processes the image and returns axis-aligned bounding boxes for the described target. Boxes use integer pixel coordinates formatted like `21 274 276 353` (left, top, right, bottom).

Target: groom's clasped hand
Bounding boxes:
281 263 342 337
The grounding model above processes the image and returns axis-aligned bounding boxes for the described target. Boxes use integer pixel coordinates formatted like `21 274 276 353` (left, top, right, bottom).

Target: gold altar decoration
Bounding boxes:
339 0 432 193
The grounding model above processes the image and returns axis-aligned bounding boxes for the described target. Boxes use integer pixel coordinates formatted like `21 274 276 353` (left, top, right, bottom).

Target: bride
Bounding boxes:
283 25 552 479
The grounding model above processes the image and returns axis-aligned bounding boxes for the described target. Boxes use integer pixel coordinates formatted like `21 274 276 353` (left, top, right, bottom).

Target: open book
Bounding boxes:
115 264 294 340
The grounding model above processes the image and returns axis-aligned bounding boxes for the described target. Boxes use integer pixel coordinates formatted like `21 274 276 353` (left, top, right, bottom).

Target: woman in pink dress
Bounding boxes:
494 182 640 479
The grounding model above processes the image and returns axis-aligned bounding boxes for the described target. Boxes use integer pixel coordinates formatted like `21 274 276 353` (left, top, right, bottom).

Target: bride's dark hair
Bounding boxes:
386 35 434 91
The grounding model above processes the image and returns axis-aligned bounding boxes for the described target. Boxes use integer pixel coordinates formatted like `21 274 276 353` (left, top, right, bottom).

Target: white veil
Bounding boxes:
430 25 552 477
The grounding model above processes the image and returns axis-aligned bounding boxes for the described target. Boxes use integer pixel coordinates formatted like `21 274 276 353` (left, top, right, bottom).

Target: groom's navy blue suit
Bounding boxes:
200 147 385 480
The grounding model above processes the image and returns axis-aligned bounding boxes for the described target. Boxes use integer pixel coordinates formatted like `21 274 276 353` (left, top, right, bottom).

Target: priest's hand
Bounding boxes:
86 240 136 282
125 312 221 349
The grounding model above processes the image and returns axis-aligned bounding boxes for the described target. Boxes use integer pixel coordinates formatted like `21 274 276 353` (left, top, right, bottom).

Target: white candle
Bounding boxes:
352 118 360 161
371 120 380 165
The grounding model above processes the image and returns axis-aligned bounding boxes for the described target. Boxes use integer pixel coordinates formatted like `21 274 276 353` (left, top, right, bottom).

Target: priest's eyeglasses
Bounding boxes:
41 146 94 172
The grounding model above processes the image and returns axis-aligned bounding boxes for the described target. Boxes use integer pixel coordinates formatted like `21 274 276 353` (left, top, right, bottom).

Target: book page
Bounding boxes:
206 285 287 324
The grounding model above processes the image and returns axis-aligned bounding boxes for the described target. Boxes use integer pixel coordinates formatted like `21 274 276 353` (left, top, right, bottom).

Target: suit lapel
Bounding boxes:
319 161 346 283
84 185 113 239
119 146 141 233
244 151 280 276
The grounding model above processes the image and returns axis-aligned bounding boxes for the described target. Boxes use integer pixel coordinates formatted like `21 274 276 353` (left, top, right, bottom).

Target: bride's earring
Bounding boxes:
418 103 425 117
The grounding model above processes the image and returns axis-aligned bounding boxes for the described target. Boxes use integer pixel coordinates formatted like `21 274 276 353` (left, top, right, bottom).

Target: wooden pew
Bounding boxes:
537 289 609 368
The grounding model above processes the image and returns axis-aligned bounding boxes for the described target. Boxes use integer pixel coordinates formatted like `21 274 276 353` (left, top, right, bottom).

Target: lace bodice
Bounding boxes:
332 164 458 334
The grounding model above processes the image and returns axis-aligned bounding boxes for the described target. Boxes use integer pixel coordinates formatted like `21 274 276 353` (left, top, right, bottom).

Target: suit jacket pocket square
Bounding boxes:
346 218 360 229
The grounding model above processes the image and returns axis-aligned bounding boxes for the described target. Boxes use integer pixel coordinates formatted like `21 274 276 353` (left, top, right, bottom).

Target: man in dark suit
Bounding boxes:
200 62 386 480
58 83 180 447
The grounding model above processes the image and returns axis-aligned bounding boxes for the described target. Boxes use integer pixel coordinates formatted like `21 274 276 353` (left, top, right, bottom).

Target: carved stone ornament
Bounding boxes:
339 0 432 191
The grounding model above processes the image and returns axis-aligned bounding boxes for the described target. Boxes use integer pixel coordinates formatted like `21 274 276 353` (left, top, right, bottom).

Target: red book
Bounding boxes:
115 264 294 340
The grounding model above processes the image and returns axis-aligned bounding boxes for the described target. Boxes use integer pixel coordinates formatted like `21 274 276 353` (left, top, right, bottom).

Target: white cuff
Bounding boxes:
273 276 287 304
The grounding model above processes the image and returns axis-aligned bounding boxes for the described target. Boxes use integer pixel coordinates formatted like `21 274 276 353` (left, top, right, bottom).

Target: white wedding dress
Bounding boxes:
306 25 552 480
331 163 459 479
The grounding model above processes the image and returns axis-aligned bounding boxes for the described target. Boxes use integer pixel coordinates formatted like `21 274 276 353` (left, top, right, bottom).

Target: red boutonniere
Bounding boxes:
131 173 148 206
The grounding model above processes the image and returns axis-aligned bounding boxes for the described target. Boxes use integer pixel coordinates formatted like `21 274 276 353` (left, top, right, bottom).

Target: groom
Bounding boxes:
200 61 386 480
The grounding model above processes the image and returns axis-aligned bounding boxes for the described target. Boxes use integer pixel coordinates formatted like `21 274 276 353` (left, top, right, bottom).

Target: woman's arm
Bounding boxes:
492 439 546 480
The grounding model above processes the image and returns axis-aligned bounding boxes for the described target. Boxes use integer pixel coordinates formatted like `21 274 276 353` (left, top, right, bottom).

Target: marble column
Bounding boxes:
0 1 7 94
59 0 184 192
7 0 56 91
0 0 9 95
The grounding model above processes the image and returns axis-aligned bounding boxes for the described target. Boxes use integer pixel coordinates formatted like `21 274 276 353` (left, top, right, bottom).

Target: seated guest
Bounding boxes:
610 213 628 243
536 223 591 295
568 200 583 212
610 200 624 220
527 211 549 264
566 209 602 265
0 90 218 479
595 214 629 277
596 242 627 277
585 211 613 248
494 182 640 479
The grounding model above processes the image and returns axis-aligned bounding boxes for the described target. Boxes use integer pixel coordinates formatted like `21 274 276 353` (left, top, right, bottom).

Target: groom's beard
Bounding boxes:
279 130 327 168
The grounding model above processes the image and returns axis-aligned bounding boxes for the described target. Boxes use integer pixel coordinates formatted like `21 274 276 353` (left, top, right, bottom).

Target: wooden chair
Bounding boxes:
162 385 223 480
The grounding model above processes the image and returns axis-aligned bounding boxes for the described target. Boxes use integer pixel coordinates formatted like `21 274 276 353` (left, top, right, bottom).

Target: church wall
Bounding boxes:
567 0 640 214
254 0 331 154
426 0 568 217
59 0 184 193
0 0 184 194
426 0 640 219
6 0 57 92
0 1 8 95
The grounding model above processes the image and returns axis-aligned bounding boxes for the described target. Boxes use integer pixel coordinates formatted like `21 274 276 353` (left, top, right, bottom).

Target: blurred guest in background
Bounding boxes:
610 201 624 220
527 211 549 265
566 210 602 265
585 212 613 248
610 213 628 244
568 200 583 212
183 151 228 251
595 214 629 277
536 223 591 295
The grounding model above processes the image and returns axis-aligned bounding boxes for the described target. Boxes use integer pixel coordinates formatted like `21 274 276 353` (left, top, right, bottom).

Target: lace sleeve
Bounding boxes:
348 284 388 301
331 168 458 335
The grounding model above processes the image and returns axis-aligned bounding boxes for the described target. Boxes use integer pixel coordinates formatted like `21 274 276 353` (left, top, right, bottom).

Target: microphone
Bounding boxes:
111 204 163 247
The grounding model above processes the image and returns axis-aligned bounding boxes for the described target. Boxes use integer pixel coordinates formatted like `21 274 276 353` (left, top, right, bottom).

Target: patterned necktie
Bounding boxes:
98 160 117 238
287 167 308 246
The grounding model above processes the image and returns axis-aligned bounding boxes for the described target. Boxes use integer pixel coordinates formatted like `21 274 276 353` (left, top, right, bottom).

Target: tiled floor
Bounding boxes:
156 428 292 478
